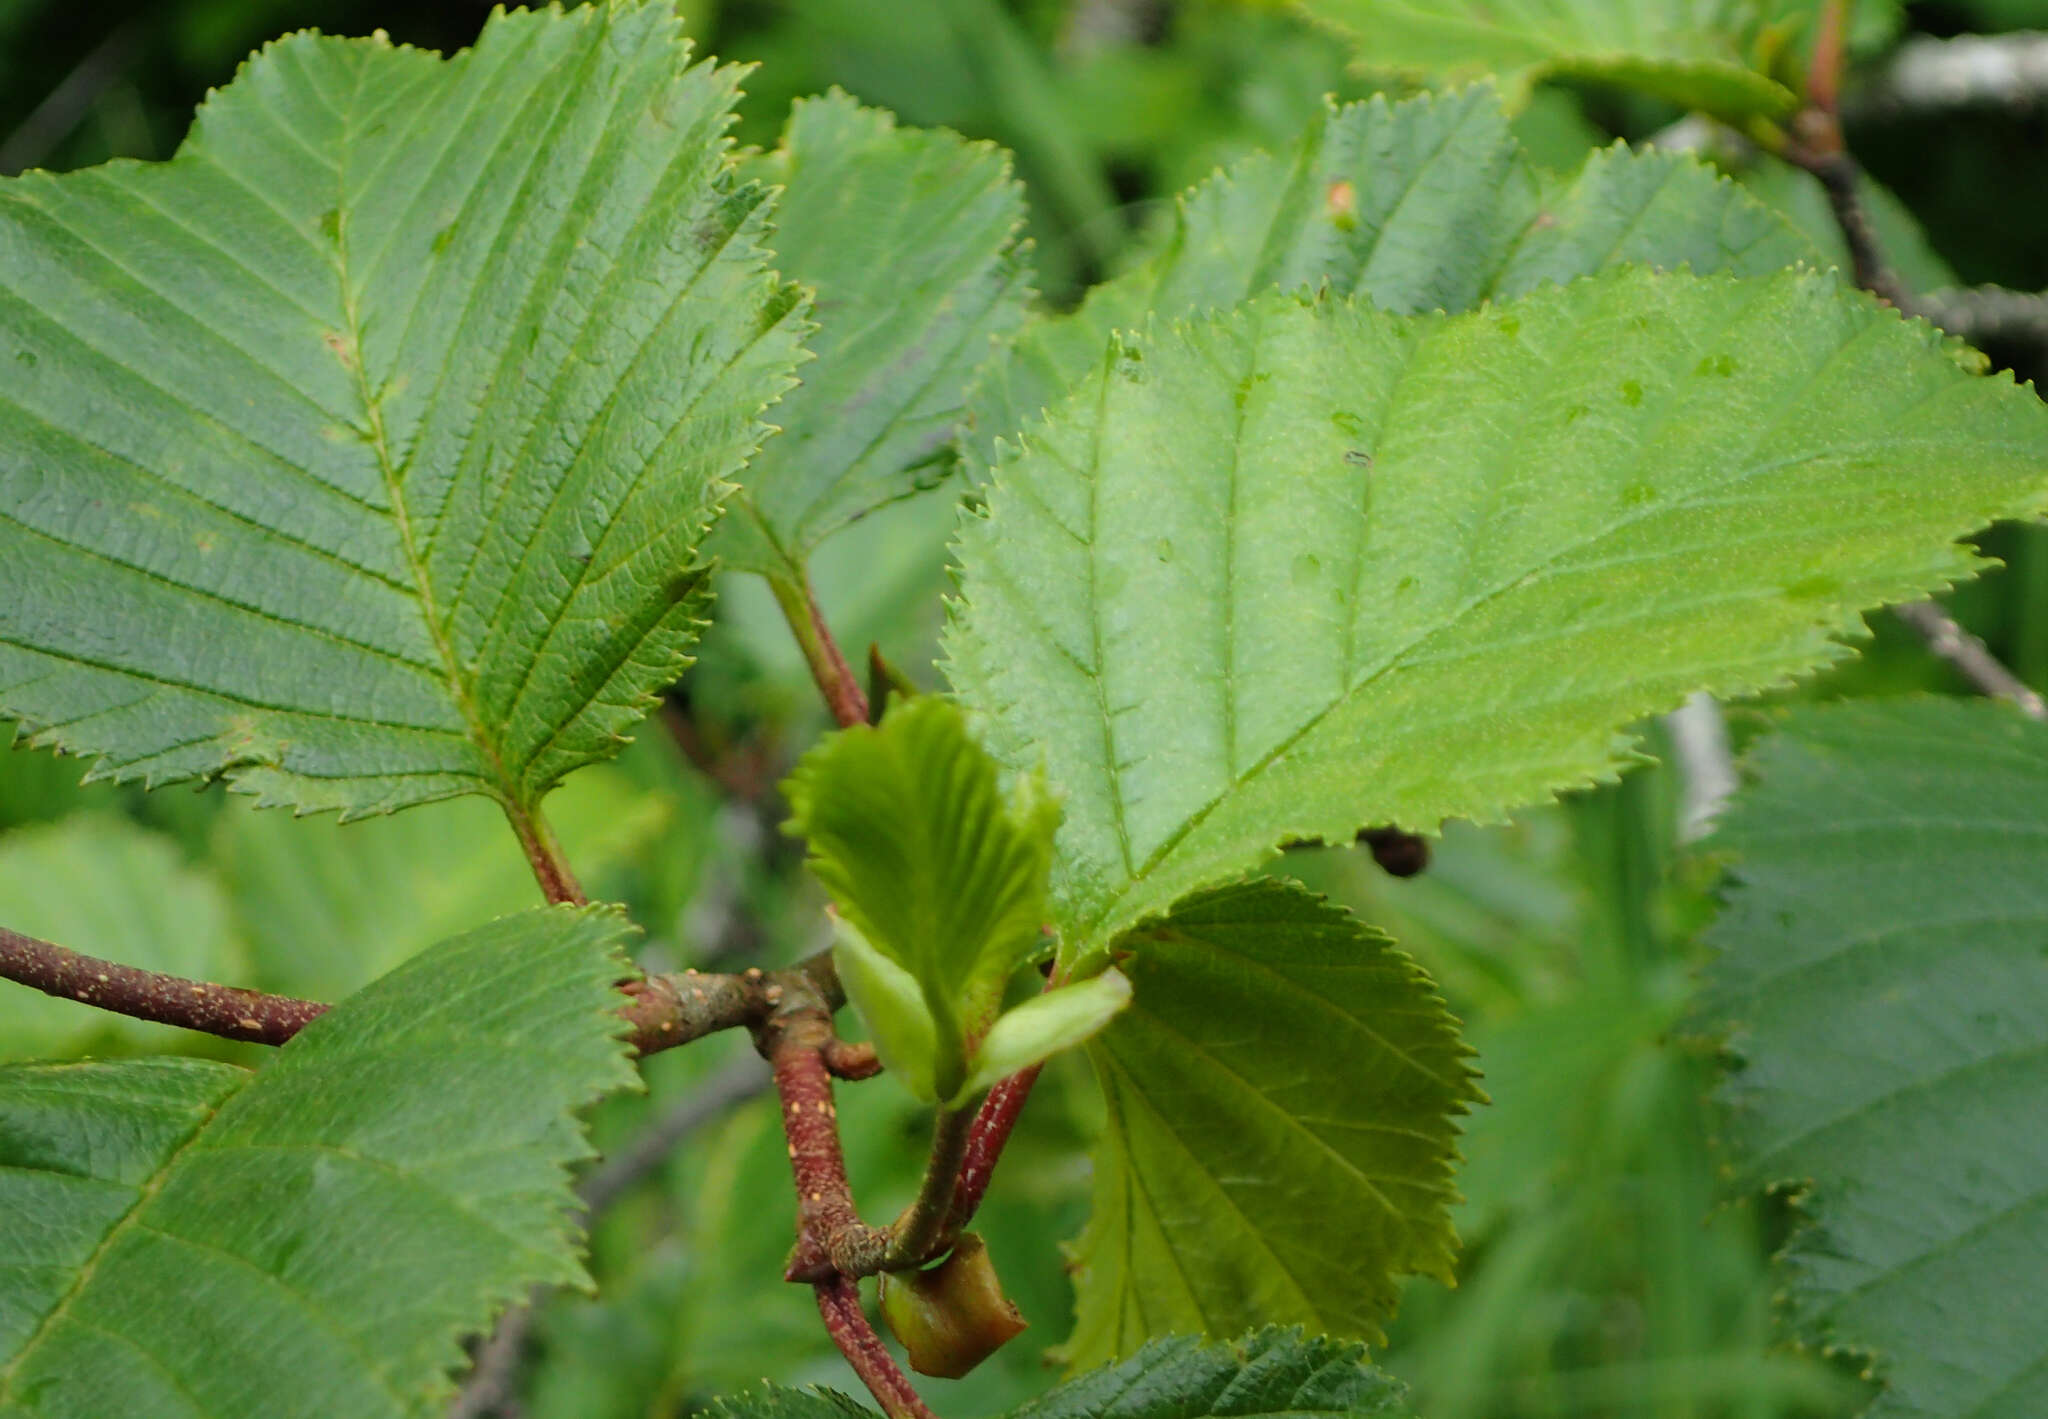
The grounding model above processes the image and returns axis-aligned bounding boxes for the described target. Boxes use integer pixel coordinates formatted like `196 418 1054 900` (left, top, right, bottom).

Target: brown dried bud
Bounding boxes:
877 1233 1027 1378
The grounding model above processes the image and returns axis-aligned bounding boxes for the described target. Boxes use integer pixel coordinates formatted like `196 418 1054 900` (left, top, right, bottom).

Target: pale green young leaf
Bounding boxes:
1019 1327 1413 1419
714 91 1030 580
1294 0 1801 122
968 86 1816 460
783 697 1059 1067
0 816 247 1059
830 914 941 1102
963 967 1130 1096
1697 699 2048 1419
947 272 2048 961
0 2 806 820
0 906 637 1419
1065 879 1478 1369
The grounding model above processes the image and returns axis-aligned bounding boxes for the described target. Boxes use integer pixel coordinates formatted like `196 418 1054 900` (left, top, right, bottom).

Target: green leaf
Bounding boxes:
0 815 246 1060
966 967 1131 1096
1696 698 2048 1419
946 271 2048 961
1294 0 1801 124
968 86 1817 462
784 696 1059 1095
701 1386 879 1419
1019 1327 1413 1419
0 3 806 820
830 913 943 1101
714 90 1030 580
215 761 673 1001
0 905 636 1419
1065 879 1478 1369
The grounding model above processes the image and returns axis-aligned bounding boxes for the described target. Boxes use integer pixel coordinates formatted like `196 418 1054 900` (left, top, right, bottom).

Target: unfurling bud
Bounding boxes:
877 1233 1027 1378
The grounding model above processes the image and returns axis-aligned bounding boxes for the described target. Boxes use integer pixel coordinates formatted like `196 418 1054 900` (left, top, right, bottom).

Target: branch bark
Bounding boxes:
0 925 326 1045
815 1274 938 1419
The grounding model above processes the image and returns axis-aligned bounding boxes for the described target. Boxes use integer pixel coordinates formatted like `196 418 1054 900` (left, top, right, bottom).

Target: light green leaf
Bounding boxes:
1065 879 1478 1368
946 271 2048 961
215 762 672 1001
1021 1327 1413 1419
1697 698 2048 1419
0 3 806 822
830 914 941 1102
784 697 1059 1093
0 905 636 1419
714 90 1030 580
1294 0 1802 123
968 86 1817 462
0 815 246 1060
964 967 1131 1096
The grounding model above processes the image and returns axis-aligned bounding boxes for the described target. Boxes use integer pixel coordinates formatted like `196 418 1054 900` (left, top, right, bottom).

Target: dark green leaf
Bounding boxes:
715 90 1030 579
1698 698 2048 1419
0 907 637 1418
0 3 805 819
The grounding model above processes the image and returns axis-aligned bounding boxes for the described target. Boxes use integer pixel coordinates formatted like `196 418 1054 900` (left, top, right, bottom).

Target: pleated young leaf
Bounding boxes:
967 85 1816 462
783 696 1061 1099
1697 699 2048 1419
1064 880 1477 1369
946 271 2048 963
1294 0 1802 122
0 906 637 1419
713 90 1031 581
0 2 806 825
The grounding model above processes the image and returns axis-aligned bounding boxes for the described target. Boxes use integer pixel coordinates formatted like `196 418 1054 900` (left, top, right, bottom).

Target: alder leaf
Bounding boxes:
967 86 1816 461
0 815 247 1059
1696 698 2048 1419
1293 0 1802 122
714 90 1031 580
1019 1327 1414 1419
946 272 2048 961
0 905 637 1419
0 2 806 821
1064 879 1478 1369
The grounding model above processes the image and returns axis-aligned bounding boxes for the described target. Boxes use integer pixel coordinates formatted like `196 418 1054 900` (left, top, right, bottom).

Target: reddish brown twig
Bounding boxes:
946 1063 1045 1236
815 1274 937 1419
0 925 326 1045
768 1008 890 1281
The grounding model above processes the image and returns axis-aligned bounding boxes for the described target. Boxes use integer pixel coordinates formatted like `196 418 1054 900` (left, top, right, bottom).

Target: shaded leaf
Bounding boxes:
946 272 2048 961
1065 880 1478 1368
1697 698 2048 1419
0 906 637 1418
1294 0 1801 122
1021 1327 1413 1418
0 815 246 1060
715 90 1030 579
969 86 1816 462
0 3 806 819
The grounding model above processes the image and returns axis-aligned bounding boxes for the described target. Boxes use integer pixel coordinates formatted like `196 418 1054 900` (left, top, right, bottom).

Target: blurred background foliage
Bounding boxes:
5 1 2048 1416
